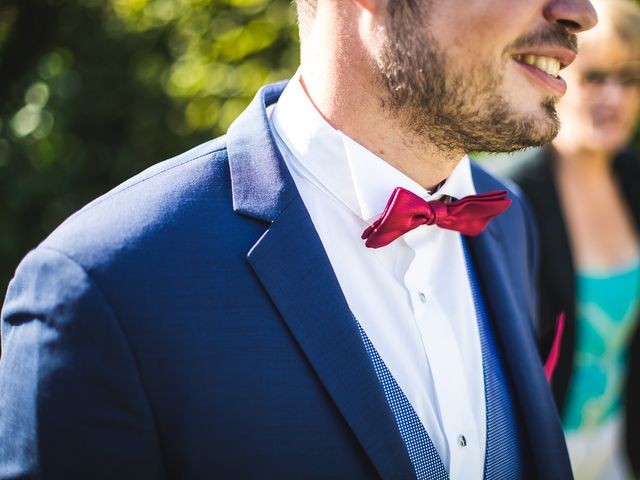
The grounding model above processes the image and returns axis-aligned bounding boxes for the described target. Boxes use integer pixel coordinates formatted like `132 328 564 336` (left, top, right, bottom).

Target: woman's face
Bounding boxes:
554 33 640 156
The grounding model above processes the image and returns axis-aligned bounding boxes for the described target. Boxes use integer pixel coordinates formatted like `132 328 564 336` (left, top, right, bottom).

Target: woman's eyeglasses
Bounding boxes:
581 64 640 87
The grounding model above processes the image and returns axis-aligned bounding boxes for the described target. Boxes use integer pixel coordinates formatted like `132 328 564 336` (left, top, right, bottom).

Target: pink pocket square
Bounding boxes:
543 312 565 382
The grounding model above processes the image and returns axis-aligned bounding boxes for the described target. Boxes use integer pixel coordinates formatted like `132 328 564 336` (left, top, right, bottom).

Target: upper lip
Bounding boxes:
510 47 577 70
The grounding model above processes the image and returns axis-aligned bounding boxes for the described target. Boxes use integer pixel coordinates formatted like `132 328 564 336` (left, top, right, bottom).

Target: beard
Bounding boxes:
374 2 562 154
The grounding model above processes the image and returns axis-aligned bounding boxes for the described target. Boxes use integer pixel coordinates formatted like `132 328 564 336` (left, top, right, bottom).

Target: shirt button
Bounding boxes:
418 292 427 303
458 434 467 447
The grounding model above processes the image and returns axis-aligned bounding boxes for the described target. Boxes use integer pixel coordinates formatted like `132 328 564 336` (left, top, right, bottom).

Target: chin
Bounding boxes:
526 107 560 146
591 141 628 156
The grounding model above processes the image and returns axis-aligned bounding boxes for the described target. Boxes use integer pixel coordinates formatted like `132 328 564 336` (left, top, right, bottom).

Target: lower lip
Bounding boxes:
513 59 567 96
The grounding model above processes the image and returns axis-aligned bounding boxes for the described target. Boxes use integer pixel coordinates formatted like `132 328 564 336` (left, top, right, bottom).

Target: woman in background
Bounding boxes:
506 0 640 478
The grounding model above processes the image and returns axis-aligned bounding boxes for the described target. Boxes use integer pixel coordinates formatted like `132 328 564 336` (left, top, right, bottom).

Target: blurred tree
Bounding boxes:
0 0 299 293
2 0 640 296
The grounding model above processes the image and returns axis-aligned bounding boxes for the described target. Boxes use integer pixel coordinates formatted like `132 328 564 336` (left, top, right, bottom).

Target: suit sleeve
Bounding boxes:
0 247 166 480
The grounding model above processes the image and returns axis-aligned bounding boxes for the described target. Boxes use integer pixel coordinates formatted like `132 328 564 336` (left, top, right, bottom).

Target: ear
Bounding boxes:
351 0 379 14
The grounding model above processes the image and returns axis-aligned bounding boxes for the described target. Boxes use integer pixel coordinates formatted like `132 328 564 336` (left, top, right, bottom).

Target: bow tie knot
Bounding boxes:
362 187 511 248
427 200 448 225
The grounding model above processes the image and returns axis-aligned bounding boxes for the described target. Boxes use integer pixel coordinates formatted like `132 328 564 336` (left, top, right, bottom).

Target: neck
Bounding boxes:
299 13 462 192
552 142 614 183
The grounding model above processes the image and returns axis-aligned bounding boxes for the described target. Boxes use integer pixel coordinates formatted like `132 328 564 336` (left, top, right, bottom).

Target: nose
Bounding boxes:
595 81 629 104
543 0 598 33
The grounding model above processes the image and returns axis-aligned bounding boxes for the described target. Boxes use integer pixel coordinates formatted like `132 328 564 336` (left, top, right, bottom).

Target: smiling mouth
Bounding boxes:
512 54 561 78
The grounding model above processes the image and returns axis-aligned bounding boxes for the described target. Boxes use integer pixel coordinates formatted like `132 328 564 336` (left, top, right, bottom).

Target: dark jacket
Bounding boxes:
0 83 572 479
506 145 640 475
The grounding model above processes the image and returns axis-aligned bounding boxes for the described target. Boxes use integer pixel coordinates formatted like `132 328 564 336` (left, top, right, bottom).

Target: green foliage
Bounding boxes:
0 0 299 292
2 0 640 294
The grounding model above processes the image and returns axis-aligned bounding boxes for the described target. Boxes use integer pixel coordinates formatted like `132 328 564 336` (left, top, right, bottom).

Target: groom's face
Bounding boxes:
374 0 597 153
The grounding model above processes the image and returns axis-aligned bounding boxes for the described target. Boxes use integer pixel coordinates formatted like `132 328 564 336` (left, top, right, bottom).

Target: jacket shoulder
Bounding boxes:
491 148 551 195
35 135 245 274
470 159 534 222
72 135 230 217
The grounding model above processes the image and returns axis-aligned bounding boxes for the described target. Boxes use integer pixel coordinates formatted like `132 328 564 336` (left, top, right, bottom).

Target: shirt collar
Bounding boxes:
272 70 476 223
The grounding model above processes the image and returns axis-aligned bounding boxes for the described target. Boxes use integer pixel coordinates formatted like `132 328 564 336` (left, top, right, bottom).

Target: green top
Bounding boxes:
563 260 640 432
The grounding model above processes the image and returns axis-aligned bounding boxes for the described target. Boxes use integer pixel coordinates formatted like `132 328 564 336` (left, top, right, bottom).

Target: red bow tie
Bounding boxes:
361 187 511 248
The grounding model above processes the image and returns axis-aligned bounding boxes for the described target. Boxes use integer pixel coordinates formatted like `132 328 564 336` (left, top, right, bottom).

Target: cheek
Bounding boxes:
591 91 640 131
624 92 640 126
432 2 526 57
556 89 590 120
580 92 640 151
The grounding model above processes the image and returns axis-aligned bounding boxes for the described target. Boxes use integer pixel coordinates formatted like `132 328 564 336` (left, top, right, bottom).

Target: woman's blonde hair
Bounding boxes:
588 0 640 58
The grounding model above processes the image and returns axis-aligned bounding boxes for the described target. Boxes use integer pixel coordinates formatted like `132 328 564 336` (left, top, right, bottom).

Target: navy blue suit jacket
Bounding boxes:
0 82 572 479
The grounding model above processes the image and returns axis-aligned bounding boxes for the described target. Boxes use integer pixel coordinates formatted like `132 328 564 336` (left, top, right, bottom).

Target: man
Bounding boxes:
0 0 596 479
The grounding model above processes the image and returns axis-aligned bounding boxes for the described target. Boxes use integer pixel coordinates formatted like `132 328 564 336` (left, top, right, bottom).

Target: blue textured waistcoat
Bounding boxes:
357 238 528 479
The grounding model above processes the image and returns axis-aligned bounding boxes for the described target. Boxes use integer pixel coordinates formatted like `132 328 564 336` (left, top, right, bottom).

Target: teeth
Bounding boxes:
512 54 561 77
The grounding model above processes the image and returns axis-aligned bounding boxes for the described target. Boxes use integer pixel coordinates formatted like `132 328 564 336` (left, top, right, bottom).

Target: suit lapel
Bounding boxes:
468 166 572 479
227 83 415 480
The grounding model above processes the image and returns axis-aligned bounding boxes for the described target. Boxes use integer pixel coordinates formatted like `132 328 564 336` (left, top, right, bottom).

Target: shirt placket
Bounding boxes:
403 227 483 479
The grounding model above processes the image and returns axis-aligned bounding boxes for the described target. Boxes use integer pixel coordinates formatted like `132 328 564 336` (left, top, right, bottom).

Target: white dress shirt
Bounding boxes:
269 71 487 480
